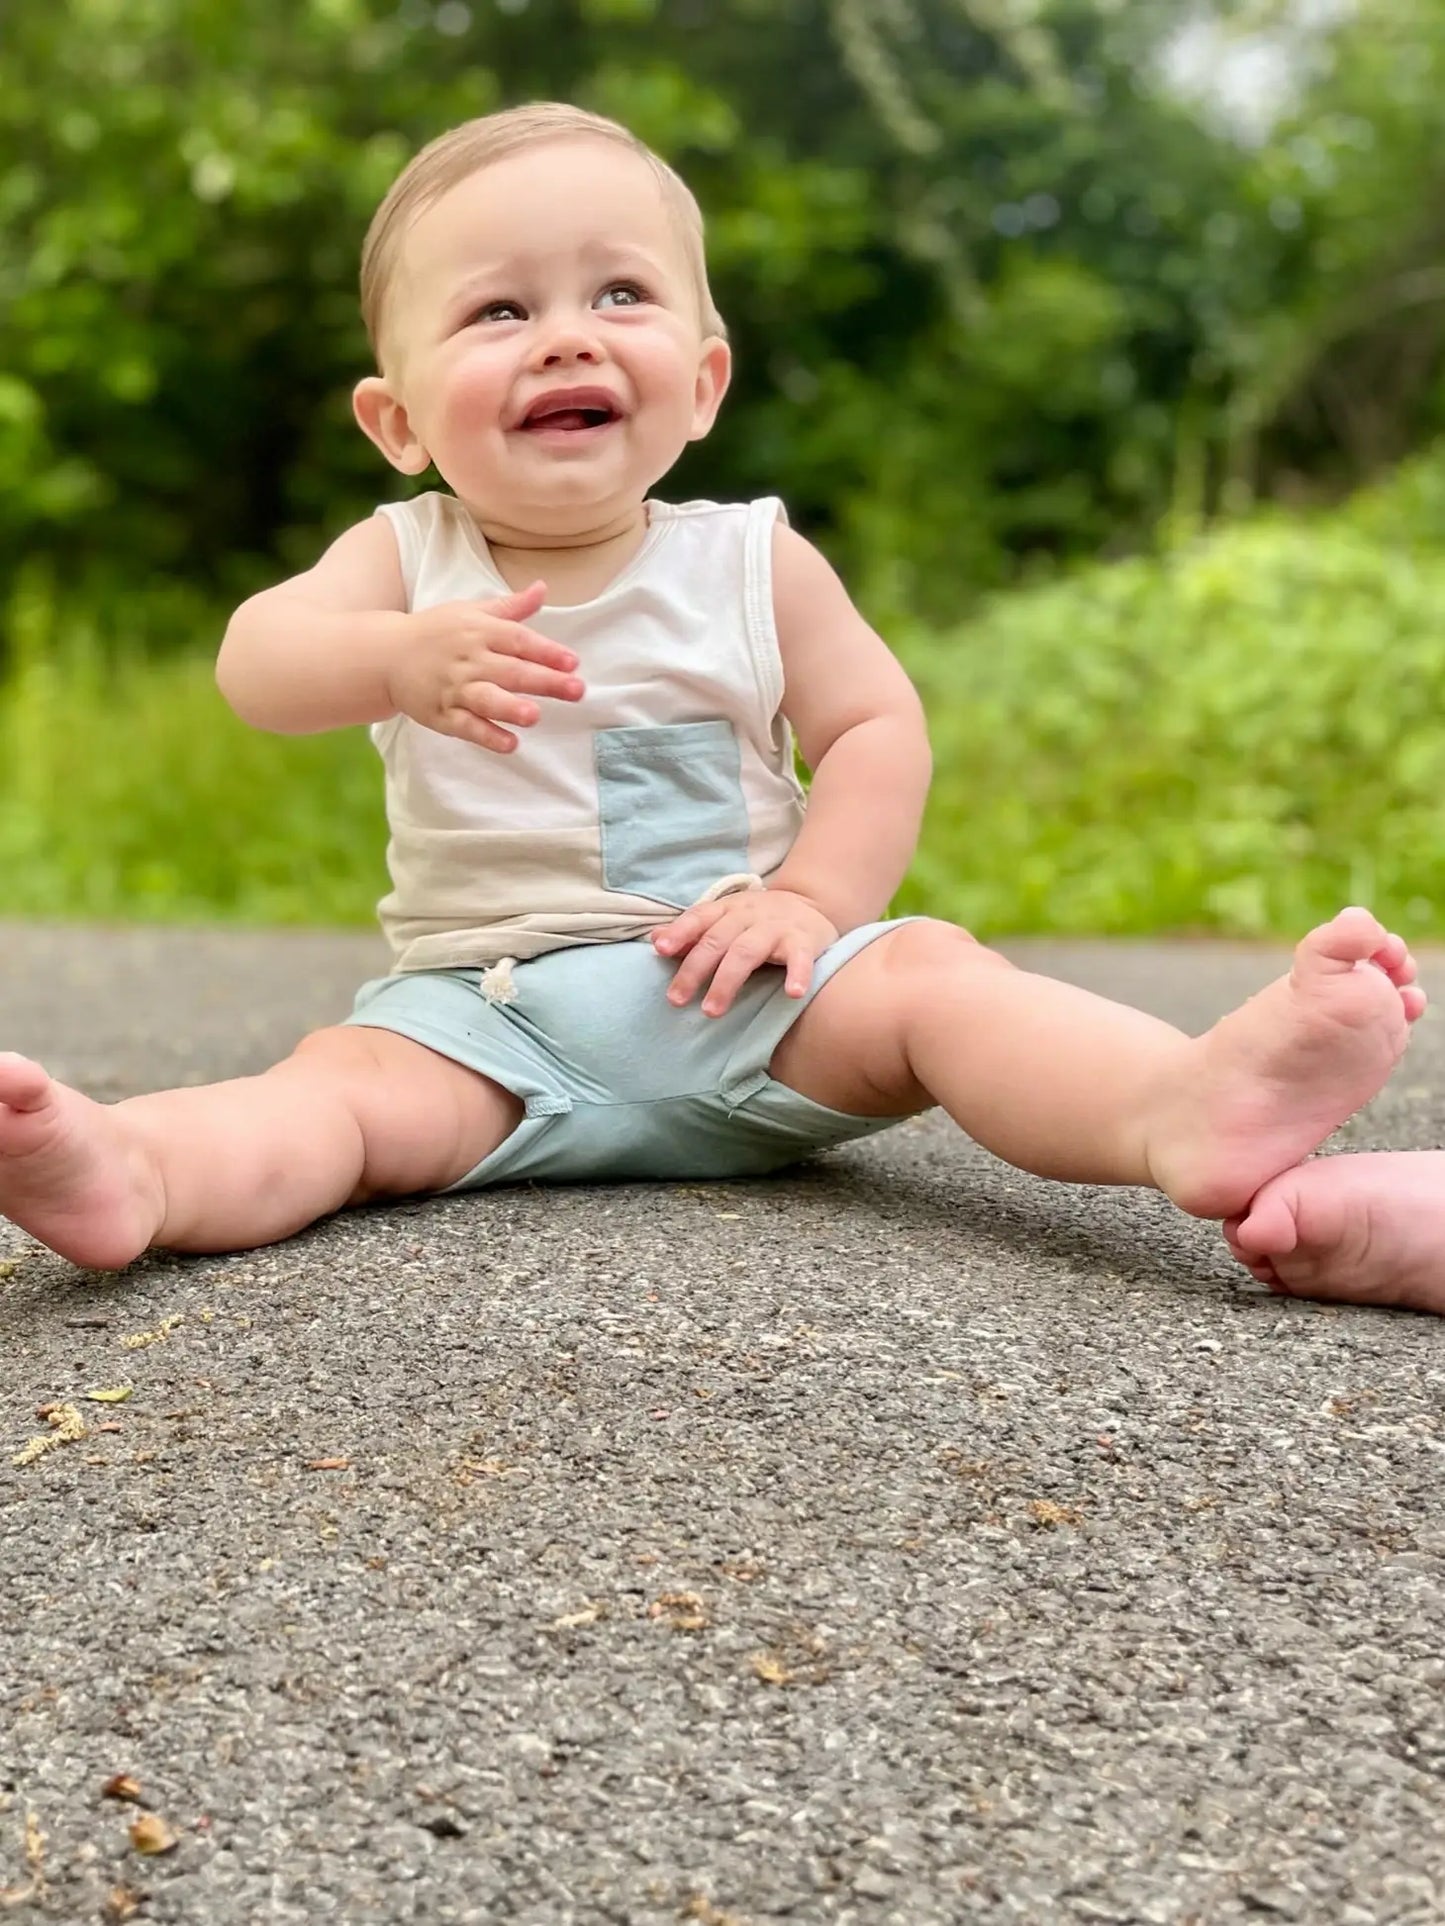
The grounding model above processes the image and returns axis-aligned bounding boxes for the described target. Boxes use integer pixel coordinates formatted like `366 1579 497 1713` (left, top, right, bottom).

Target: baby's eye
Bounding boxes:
470 299 525 324
595 282 647 310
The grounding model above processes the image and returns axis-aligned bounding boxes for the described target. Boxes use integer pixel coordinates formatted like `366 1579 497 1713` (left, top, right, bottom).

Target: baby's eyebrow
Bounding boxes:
440 241 673 310
586 242 670 279
439 265 510 321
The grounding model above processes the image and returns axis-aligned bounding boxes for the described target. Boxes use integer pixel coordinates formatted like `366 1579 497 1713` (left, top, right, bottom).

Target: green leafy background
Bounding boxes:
3 0 1443 935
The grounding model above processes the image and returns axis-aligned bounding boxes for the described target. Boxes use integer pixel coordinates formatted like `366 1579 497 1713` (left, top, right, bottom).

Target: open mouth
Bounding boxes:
519 390 623 434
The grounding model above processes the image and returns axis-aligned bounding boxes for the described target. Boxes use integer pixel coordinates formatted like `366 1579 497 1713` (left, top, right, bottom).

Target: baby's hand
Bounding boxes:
388 580 585 751
653 890 840 1017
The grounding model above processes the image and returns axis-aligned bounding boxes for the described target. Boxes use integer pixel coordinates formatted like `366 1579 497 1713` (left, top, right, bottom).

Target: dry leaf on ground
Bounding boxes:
129 1813 178 1856
1027 1498 1082 1528
682 1894 746 1925
749 1624 831 1687
647 1590 709 1631
13 1404 87 1468
0 1810 46 1907
121 1316 183 1351
750 1653 792 1685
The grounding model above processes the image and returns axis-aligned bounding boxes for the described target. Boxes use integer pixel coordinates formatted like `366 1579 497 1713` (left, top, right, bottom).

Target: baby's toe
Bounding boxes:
1232 1182 1303 1259
1369 931 1416 981
1296 907 1388 976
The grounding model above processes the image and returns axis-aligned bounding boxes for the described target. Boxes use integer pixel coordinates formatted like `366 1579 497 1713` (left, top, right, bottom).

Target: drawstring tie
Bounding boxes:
478 956 519 1005
692 872 764 904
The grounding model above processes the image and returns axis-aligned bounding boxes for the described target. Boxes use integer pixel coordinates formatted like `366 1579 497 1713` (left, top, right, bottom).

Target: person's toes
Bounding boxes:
1401 984 1428 1022
1373 935 1418 984
1232 1184 1302 1259
1224 1214 1283 1286
0 1053 51 1110
1298 906 1389 974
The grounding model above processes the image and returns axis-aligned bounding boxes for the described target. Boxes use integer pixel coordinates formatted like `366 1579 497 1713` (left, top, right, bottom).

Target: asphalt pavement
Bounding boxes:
1 921 1442 1925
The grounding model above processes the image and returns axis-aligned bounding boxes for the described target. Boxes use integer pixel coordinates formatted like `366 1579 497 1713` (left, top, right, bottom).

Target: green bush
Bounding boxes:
898 495 1445 937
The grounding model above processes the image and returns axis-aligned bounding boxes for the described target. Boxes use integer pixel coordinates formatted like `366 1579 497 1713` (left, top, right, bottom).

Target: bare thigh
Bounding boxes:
286 1024 523 1202
768 921 1012 1116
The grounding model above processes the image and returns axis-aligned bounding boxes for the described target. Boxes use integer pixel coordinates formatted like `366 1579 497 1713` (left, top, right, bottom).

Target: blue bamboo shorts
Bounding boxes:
342 919 917 1189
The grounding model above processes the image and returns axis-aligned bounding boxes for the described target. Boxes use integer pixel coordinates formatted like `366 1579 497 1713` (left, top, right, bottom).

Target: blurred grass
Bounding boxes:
0 575 383 925
4 447 1445 937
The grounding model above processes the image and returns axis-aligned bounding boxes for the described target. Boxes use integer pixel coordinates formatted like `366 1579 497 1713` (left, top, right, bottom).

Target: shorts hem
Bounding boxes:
717 916 921 1112
342 1014 572 1120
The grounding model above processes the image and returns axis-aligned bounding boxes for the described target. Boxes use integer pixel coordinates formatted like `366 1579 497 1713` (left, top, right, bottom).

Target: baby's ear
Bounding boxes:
687 336 732 443
353 376 431 475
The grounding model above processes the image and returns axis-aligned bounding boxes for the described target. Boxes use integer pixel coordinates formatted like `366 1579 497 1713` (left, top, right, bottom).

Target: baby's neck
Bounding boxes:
480 504 650 608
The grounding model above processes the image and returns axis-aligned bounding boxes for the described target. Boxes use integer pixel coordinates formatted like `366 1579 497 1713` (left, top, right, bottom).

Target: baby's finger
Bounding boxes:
487 656 585 702
664 946 715 1006
487 622 579 673
459 682 540 728
654 902 726 959
478 579 548 624
446 708 519 754
652 921 698 959
782 938 815 999
699 931 777 1018
665 916 740 1004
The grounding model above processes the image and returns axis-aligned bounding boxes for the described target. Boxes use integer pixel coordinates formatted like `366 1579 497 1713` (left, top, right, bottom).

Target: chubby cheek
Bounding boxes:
653 341 717 436
432 352 513 443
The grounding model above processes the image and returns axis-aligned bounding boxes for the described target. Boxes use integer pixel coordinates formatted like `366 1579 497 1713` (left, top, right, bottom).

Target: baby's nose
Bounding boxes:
543 340 600 366
538 318 603 367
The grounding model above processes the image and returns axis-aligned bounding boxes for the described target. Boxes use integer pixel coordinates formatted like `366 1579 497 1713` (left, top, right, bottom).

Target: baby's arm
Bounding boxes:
766 524 931 931
653 527 930 1015
216 515 414 733
216 518 584 743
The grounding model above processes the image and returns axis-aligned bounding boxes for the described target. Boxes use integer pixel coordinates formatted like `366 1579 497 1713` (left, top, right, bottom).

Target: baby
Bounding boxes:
0 103 1431 1311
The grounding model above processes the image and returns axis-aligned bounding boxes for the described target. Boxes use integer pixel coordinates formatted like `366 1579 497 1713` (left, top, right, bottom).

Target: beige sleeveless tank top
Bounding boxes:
370 492 807 973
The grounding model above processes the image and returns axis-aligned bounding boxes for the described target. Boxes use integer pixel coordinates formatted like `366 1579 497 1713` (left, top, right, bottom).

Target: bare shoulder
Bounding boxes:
284 513 407 612
770 520 858 627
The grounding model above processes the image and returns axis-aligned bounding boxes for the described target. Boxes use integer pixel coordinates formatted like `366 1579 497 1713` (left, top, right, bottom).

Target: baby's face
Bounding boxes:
369 138 728 534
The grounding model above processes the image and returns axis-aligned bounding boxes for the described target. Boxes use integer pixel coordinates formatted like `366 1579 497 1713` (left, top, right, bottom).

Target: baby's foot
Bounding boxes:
1145 908 1424 1220
1226 1152 1445 1315
0 1054 162 1270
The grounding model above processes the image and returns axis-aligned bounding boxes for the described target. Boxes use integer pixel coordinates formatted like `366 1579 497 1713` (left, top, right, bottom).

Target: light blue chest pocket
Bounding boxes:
595 720 751 908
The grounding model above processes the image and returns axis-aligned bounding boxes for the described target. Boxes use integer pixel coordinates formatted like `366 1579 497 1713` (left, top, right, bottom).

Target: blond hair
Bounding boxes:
359 102 726 361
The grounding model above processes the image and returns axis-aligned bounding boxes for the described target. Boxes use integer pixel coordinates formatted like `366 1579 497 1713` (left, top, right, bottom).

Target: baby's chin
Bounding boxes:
478 465 674 522
459 483 652 548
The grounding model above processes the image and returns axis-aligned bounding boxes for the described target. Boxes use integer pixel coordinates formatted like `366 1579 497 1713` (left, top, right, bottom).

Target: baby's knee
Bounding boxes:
283 1022 520 1198
879 918 1011 988
287 1023 402 1080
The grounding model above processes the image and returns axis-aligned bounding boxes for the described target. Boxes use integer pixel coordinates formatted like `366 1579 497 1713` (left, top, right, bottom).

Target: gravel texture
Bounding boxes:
1 921 1442 1925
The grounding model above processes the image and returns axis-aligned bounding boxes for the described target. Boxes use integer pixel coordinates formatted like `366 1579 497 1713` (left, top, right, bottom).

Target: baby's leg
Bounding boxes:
0 1028 521 1270
769 909 1422 1221
1224 1152 1445 1314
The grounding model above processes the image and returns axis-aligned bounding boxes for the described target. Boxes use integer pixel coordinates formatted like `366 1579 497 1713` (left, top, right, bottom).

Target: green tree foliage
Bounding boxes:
0 0 1442 626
